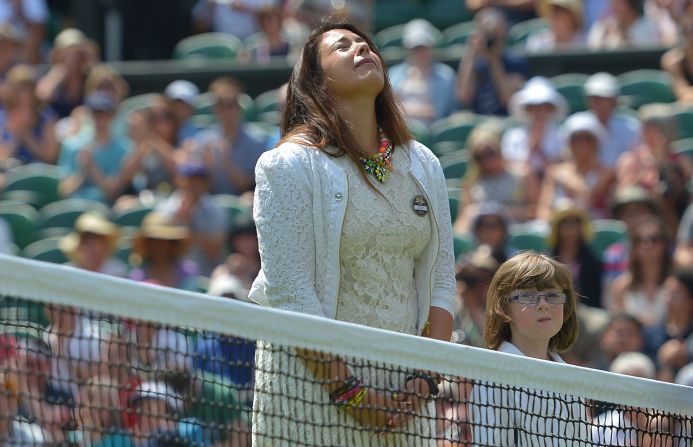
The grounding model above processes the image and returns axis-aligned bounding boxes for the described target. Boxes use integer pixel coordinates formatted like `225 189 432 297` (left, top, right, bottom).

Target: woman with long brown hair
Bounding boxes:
249 18 456 446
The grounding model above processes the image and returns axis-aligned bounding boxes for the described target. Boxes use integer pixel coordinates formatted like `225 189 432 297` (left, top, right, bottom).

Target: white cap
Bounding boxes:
402 19 437 49
562 112 606 144
509 76 567 123
584 72 620 98
165 80 199 106
208 273 249 301
675 363 693 387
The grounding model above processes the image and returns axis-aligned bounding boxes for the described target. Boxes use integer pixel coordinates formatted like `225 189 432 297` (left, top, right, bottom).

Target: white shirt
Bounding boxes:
470 341 591 446
571 111 641 168
501 121 565 172
588 16 661 50
193 0 278 39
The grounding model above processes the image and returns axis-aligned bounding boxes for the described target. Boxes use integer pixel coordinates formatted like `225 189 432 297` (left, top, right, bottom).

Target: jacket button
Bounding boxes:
334 193 343 202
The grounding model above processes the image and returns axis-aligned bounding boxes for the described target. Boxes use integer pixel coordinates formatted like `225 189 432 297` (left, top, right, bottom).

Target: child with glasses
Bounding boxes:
469 251 590 446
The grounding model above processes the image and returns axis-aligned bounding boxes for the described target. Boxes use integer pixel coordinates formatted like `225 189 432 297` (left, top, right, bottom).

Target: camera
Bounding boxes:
485 36 497 49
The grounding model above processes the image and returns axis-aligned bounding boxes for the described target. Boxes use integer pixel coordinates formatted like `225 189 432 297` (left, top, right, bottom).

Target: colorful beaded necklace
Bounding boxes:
358 130 393 182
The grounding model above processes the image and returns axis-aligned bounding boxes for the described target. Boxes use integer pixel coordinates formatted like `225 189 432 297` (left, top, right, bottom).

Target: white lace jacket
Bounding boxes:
249 139 456 334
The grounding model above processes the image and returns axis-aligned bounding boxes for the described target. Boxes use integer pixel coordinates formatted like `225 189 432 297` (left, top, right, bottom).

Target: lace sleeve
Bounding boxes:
253 148 326 317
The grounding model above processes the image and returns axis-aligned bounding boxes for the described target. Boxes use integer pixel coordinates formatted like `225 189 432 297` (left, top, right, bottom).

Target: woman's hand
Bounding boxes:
347 386 423 432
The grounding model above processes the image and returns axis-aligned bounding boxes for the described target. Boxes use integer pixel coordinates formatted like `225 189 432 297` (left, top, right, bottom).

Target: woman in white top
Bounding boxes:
587 0 661 49
469 252 590 446
249 19 456 446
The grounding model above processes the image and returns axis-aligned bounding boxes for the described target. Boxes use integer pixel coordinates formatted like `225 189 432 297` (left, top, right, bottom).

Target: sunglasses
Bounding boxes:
510 290 566 306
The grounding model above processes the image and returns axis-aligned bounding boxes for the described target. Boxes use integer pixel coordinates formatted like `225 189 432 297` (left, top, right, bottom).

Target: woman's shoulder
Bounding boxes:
404 139 440 165
257 139 322 170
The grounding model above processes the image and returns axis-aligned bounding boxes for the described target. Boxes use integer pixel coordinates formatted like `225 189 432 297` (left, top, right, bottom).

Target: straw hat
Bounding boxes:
132 212 191 260
546 0 583 28
547 198 593 248
54 28 90 51
508 76 567 123
59 212 120 258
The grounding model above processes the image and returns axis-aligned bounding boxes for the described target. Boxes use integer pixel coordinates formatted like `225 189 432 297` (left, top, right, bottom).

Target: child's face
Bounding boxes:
507 287 564 351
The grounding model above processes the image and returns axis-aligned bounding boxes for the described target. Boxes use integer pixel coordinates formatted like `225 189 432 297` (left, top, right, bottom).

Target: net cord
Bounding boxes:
0 254 691 417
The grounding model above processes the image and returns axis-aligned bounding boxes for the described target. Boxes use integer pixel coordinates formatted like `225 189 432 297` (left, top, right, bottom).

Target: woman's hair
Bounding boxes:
85 63 129 100
280 19 411 170
484 251 579 352
3 64 39 111
627 215 671 290
461 125 503 188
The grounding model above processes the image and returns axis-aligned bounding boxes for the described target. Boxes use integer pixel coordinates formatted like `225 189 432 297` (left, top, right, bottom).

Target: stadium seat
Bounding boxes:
419 0 474 31
373 0 420 32
453 232 475 260
211 194 252 227
617 69 675 109
443 21 476 54
509 224 549 253
448 195 459 224
439 151 469 180
112 204 154 229
590 219 628 258
671 106 693 140
37 199 110 236
407 119 432 148
551 73 589 114
254 88 282 125
673 137 693 159
21 236 68 264
0 200 37 249
173 32 244 61
430 113 486 152
3 163 63 209
507 18 549 49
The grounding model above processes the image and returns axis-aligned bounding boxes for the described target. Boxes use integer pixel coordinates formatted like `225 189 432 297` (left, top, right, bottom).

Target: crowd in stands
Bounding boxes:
0 0 692 445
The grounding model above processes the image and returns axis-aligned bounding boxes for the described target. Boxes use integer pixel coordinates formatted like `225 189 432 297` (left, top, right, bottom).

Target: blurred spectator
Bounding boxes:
452 245 499 347
609 216 672 326
388 19 457 126
0 23 20 93
157 163 228 276
587 0 661 49
616 104 691 235
194 77 266 196
75 375 133 446
192 0 280 39
526 0 586 52
602 186 660 285
454 125 538 233
675 362 693 386
582 0 611 31
662 11 693 103
211 216 259 291
58 92 131 204
645 0 688 46
577 72 641 169
128 381 184 444
0 64 58 166
537 113 614 220
286 0 372 32
250 5 297 62
129 212 198 291
456 7 528 116
164 80 202 143
567 301 610 367
465 0 538 25
548 199 604 308
118 97 180 204
0 369 22 444
592 352 656 445
595 312 647 371
675 202 693 267
37 28 98 119
501 76 567 177
59 212 128 277
0 0 47 64
645 268 693 382
469 202 512 264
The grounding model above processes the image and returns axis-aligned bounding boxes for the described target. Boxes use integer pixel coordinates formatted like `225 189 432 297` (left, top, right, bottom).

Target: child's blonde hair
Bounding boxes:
484 251 579 352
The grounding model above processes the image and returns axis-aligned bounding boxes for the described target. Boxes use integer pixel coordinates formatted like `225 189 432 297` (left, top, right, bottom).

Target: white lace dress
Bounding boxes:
253 150 436 446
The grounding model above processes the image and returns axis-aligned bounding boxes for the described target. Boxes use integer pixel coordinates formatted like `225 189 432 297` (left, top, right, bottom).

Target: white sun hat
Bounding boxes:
508 76 568 123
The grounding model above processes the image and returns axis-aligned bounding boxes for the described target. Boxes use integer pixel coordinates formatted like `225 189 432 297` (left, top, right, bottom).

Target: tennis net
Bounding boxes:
0 254 691 446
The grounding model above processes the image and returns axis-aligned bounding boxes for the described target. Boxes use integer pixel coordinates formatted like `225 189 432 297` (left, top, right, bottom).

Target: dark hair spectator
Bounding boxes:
588 0 662 49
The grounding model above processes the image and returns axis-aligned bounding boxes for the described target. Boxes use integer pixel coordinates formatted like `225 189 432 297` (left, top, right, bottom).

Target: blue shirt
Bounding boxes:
196 125 267 195
193 333 255 386
467 52 529 116
388 61 457 124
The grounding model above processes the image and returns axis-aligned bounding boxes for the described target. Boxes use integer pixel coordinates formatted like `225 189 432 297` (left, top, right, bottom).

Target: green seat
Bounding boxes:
212 194 252 227
509 225 549 253
618 69 675 109
374 22 444 52
112 204 154 229
590 219 628 258
443 21 476 54
439 151 469 180
21 236 68 264
0 296 48 327
37 199 109 234
507 18 549 49
453 232 475 260
672 107 693 140
3 163 63 209
0 200 38 249
420 0 474 31
673 137 693 159
551 73 589 115
448 195 460 224
407 119 431 148
173 32 244 61
254 88 282 125
112 93 159 138
373 0 420 32
429 113 486 149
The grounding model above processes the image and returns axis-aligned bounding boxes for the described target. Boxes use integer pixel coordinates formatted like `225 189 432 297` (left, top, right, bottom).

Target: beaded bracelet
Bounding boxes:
329 376 360 403
405 372 439 398
329 376 368 407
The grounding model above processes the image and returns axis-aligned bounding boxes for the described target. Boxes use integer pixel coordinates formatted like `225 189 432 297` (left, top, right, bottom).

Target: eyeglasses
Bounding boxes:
509 290 566 306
